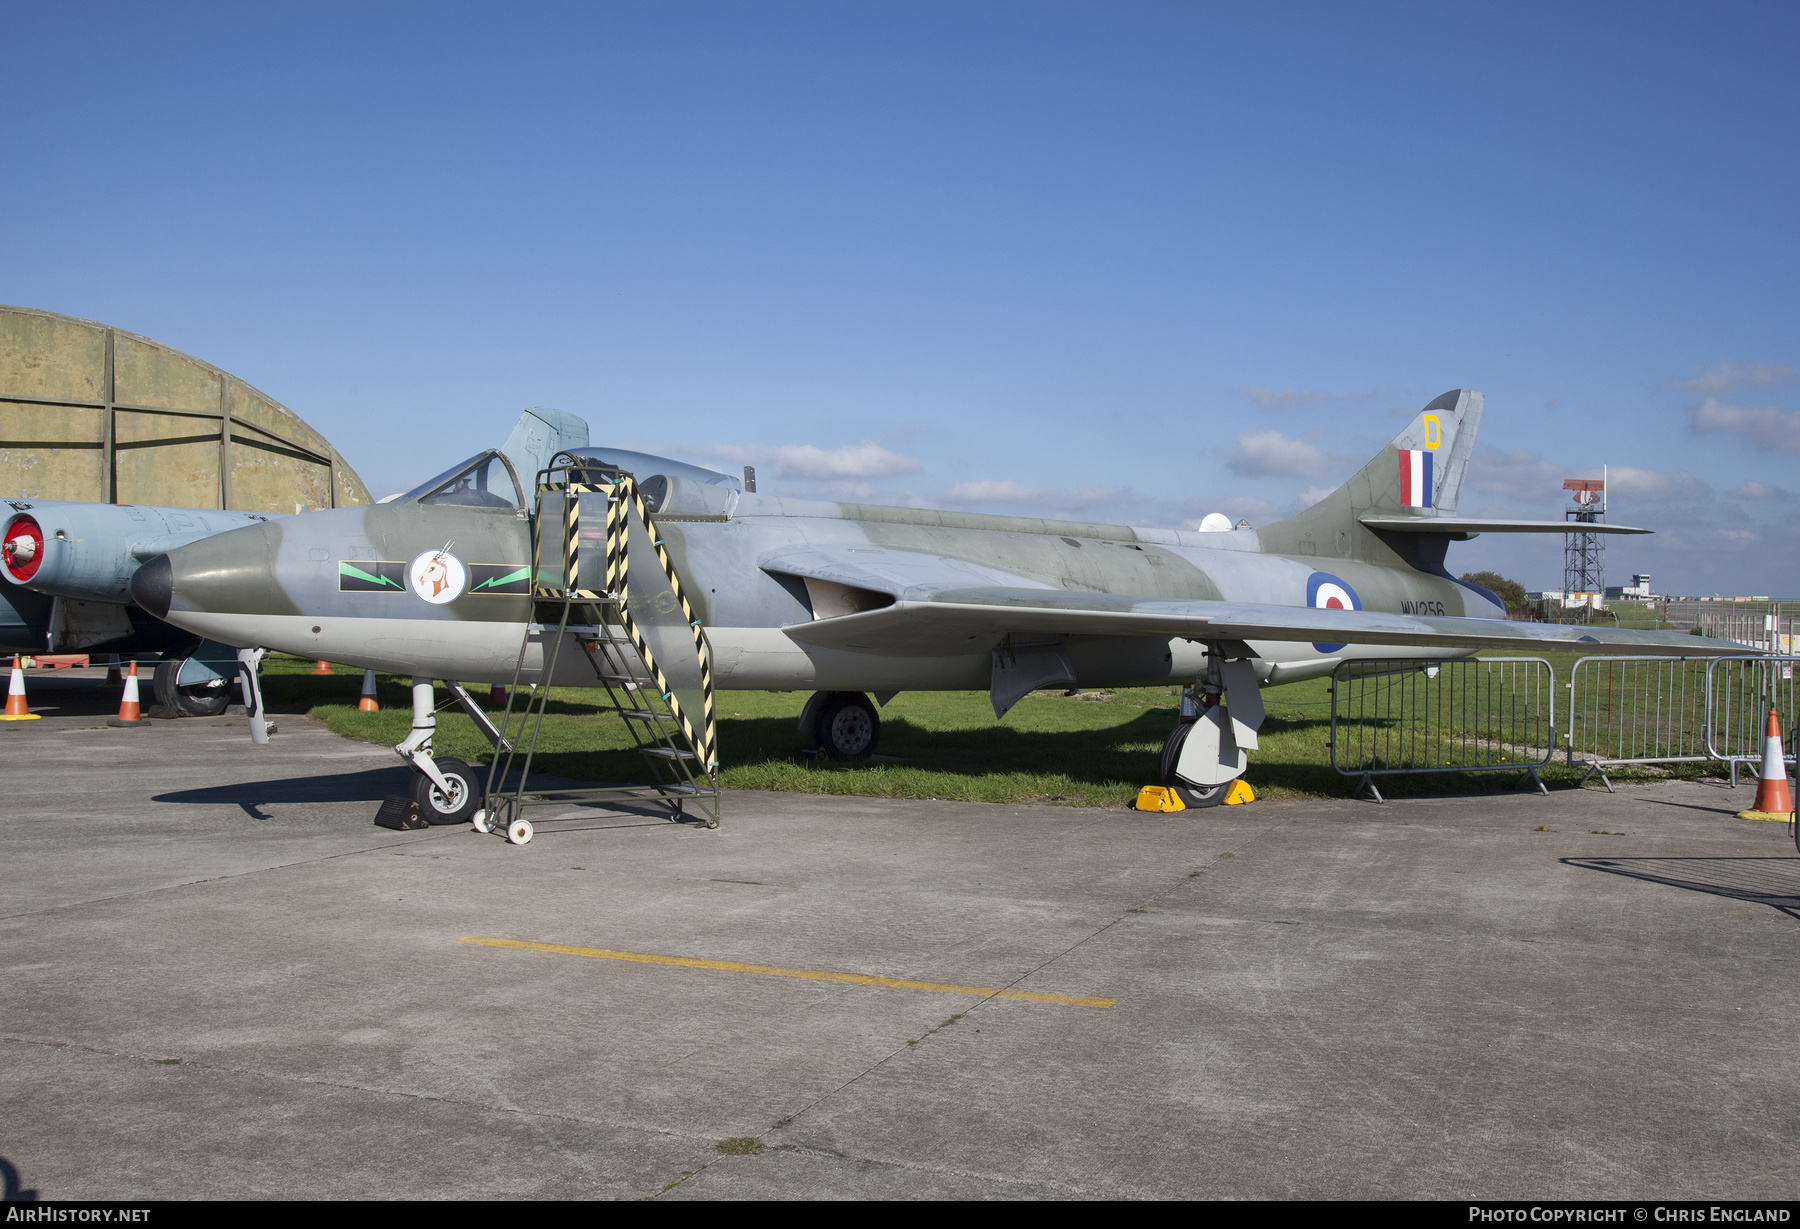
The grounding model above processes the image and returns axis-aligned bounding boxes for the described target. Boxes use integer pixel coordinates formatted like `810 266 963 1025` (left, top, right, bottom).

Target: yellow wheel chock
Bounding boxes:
1134 780 1256 812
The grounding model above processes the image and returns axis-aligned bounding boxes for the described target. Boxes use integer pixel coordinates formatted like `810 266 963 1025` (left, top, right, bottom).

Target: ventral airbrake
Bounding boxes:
128 390 1734 815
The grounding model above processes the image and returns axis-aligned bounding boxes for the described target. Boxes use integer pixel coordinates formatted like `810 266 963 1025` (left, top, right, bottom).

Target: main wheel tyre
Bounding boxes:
1158 723 1230 809
153 657 233 718
410 757 482 825
817 692 880 760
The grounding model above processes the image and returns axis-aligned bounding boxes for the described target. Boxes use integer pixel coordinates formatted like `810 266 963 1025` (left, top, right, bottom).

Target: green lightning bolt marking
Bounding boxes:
469 567 531 594
339 562 403 589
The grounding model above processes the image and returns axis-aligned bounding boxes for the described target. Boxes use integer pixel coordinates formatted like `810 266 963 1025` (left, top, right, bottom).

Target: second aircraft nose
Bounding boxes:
129 554 173 619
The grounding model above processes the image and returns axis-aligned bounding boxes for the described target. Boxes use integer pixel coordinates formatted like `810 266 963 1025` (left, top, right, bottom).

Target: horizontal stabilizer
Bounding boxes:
1360 516 1651 536
781 586 1745 659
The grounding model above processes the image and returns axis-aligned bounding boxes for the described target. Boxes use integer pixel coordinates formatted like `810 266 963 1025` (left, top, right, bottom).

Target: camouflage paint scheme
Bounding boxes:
137 391 1734 709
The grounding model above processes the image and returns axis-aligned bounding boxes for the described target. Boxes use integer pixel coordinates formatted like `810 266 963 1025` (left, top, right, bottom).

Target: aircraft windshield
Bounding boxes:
401 452 524 509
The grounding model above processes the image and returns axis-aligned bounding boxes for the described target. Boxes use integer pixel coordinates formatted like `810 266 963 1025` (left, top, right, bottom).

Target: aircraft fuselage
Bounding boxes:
139 487 1494 692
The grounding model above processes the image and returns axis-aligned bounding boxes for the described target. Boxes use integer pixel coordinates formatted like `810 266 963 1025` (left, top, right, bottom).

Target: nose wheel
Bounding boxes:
410 757 482 824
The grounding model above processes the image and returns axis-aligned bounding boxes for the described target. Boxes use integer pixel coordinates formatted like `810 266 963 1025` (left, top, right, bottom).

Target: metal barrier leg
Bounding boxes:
1519 767 1548 795
1351 772 1384 803
1576 761 1614 793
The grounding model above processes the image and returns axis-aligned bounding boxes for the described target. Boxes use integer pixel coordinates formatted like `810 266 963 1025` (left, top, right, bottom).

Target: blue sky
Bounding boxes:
4 1 1795 594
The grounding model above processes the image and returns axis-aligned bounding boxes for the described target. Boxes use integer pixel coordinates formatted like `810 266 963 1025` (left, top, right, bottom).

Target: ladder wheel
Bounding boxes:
669 798 684 822
471 809 490 834
507 818 534 845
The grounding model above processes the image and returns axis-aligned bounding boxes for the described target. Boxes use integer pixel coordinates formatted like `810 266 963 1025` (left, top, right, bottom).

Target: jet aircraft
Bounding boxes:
1 407 591 714
129 390 1736 818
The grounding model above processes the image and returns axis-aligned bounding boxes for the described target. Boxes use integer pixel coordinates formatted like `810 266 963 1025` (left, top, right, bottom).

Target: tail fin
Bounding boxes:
1259 389 1484 562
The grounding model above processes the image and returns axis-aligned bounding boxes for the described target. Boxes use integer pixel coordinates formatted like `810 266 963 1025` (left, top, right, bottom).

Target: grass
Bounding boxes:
259 651 1728 808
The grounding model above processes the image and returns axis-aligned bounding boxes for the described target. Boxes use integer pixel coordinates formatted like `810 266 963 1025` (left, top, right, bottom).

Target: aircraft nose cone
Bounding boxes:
131 554 173 619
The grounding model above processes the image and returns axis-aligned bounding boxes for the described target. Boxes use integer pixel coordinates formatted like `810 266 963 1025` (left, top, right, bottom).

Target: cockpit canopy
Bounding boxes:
559 448 741 491
398 447 737 510
400 451 525 509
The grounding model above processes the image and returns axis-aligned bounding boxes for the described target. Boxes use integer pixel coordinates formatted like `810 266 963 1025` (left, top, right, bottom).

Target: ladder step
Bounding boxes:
621 710 676 722
640 747 696 760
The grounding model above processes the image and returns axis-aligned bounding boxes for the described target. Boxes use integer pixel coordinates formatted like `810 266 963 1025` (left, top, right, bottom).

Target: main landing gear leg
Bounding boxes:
1160 645 1262 808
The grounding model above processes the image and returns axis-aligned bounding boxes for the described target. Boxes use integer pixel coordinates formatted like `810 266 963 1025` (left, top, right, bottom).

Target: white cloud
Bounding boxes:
1177 495 1279 527
1605 466 1711 503
940 479 1054 505
1292 486 1336 509
1246 384 1390 409
1226 430 1331 478
1687 397 1800 453
1464 445 1568 499
1246 386 1326 409
1675 360 1795 398
1731 481 1791 500
711 440 921 480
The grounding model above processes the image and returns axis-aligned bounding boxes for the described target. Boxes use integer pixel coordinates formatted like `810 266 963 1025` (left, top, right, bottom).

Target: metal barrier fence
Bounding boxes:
1660 600 1800 652
1336 653 1800 797
1704 656 1800 783
1698 610 1800 654
1565 656 1713 788
1329 657 1555 801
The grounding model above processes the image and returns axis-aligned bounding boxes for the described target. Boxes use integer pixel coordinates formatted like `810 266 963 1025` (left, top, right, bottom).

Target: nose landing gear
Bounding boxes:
409 755 482 825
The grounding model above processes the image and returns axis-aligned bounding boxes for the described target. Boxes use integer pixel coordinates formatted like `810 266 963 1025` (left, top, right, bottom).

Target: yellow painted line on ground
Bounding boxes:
459 936 1115 1008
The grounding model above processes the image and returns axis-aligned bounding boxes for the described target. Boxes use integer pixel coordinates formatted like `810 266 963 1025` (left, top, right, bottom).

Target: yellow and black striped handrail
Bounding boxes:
533 472 718 776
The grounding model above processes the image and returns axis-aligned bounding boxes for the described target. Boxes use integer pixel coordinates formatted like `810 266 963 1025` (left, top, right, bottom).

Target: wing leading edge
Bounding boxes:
779 585 1745 658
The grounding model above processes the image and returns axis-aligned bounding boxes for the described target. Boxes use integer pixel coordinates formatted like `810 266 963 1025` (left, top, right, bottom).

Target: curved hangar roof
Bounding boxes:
0 305 370 512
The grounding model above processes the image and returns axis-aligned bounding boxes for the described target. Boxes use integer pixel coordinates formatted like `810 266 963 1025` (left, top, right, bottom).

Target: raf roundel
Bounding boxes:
409 549 467 605
1306 571 1361 653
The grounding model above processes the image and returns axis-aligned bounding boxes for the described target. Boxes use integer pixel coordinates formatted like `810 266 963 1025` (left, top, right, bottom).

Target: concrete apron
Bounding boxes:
2 677 1798 1199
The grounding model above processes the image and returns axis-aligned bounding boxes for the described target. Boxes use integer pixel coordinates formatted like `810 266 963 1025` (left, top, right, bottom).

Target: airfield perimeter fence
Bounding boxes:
1661 600 1800 654
1329 657 1556 801
1329 653 1800 798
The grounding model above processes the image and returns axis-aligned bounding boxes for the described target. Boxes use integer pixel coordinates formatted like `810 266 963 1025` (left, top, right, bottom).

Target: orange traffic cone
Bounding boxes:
312 660 334 675
489 683 507 708
107 661 145 727
1 656 39 720
358 669 380 712
1738 709 1794 820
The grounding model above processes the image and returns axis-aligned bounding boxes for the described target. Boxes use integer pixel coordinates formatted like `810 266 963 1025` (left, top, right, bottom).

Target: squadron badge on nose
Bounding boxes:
410 549 467 604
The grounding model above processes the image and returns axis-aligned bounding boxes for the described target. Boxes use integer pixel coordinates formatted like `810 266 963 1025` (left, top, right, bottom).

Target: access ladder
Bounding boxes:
476 458 720 844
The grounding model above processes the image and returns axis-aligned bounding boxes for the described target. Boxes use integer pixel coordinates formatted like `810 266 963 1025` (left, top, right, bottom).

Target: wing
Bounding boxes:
759 545 1740 657
1360 516 1650 536
779 584 1741 658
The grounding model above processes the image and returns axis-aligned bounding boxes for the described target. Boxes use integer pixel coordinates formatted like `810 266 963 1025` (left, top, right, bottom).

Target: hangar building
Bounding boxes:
0 305 369 511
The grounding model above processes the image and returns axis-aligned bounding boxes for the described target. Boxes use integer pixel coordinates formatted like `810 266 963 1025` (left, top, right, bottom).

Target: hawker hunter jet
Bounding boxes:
129 390 1734 814
0 407 589 713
